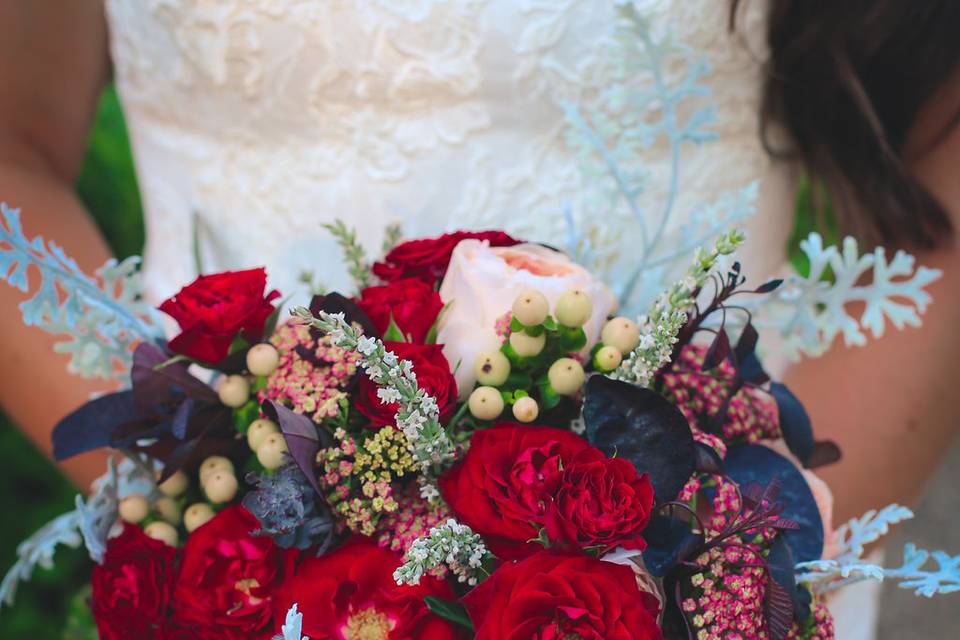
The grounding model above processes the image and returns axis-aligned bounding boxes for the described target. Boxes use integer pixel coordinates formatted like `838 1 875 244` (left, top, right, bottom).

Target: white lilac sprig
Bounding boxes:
292 308 455 492
613 230 744 386
393 519 490 587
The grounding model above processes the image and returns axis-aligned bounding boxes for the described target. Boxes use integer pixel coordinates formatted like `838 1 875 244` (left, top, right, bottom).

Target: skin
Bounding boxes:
788 67 960 525
0 3 957 521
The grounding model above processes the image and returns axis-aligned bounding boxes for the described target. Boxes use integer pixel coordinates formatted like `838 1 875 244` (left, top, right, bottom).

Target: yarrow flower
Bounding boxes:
257 320 359 422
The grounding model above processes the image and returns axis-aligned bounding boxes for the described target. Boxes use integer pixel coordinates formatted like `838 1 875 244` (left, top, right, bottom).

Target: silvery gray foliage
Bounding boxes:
0 510 82 609
796 504 960 597
751 233 941 358
274 604 309 640
243 463 335 552
0 203 162 382
561 5 755 315
0 455 159 612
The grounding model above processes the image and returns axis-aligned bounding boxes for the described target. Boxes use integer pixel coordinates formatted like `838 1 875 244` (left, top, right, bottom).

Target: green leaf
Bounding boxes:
542 316 558 331
509 316 525 333
538 379 562 410
229 334 251 355
383 312 407 342
424 596 475 631
557 327 587 352
234 399 261 435
263 295 292 338
523 324 545 337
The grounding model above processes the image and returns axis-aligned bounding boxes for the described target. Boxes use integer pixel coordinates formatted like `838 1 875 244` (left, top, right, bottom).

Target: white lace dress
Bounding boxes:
102 0 874 636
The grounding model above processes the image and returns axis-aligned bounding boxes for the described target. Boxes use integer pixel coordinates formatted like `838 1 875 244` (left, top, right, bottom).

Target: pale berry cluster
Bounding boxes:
662 344 779 445
258 321 359 422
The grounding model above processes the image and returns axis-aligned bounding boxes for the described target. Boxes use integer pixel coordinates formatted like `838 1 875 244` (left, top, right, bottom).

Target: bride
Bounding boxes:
0 1 957 637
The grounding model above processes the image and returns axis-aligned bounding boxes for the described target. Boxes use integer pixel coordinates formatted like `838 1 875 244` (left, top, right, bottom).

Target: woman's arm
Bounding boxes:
786 68 960 524
0 1 114 488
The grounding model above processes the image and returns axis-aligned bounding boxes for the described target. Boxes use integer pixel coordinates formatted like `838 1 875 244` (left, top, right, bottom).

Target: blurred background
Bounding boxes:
0 85 955 638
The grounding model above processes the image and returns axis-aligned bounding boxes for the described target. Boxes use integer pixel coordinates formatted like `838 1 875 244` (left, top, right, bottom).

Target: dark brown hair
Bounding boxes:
733 0 960 248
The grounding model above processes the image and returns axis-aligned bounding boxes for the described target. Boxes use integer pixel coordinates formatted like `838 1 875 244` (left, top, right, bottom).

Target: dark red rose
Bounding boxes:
438 424 595 556
357 278 444 344
91 524 176 640
373 230 519 283
171 506 288 639
545 448 655 553
159 267 280 363
272 537 460 640
357 342 458 427
464 551 662 640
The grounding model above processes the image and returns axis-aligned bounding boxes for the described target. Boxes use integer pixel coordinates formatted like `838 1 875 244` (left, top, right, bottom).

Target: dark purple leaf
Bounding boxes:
309 292 378 338
765 537 798 640
723 444 824 562
702 329 731 371
737 350 770 385
261 399 324 495
693 441 724 474
52 390 141 460
770 383 814 466
131 342 217 411
642 512 704 576
805 440 842 469
754 278 784 294
734 323 759 364
583 376 695 504
171 398 194 440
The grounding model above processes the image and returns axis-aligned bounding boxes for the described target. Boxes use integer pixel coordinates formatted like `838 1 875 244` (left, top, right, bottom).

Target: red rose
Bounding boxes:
91 524 176 640
464 551 662 640
439 424 594 556
373 230 519 283
357 278 444 344
272 537 460 640
171 506 287 639
545 449 655 553
357 342 458 426
159 267 280 363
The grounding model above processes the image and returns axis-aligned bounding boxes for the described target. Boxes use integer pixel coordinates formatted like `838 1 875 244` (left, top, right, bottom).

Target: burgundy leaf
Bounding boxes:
261 399 324 495
753 278 784 294
805 440 843 469
702 329 731 371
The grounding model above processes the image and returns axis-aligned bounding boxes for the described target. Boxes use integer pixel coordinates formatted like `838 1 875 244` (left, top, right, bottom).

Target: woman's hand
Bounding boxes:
0 1 113 489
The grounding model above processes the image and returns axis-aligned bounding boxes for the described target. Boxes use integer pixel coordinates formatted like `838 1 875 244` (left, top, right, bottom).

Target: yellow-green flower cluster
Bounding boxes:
318 426 417 536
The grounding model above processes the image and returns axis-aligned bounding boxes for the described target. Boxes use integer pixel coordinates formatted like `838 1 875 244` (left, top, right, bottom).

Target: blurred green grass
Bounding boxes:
0 84 144 639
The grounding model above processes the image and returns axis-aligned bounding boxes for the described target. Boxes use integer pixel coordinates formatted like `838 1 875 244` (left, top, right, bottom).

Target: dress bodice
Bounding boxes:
104 0 778 306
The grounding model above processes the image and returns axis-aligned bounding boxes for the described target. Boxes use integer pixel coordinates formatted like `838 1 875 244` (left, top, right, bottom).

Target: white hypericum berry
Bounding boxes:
247 418 280 452
474 351 511 386
548 358 585 396
509 331 546 357
256 433 289 470
184 503 216 533
158 470 188 497
153 496 182 526
144 521 179 547
593 345 623 372
512 396 540 423
118 494 149 524
511 290 549 327
555 290 593 327
204 470 239 504
246 343 280 377
468 386 505 421
601 316 641 354
199 456 235 486
217 375 250 408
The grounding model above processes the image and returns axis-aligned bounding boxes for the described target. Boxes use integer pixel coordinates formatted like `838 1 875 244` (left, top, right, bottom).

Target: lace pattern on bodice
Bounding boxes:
104 0 770 304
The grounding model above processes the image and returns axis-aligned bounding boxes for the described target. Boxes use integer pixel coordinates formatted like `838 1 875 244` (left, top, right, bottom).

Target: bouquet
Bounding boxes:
2 207 957 640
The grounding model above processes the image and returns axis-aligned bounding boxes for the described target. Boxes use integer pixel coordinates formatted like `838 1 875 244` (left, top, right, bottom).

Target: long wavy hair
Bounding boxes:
732 0 960 248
